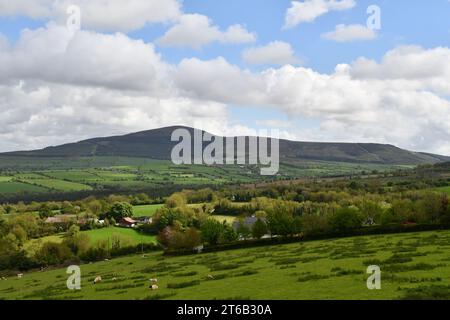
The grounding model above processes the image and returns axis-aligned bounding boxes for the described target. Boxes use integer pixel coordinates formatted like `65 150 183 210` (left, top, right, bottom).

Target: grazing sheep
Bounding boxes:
112 277 117 281
17 274 23 279
207 274 215 280
149 284 159 290
149 278 158 283
93 276 102 284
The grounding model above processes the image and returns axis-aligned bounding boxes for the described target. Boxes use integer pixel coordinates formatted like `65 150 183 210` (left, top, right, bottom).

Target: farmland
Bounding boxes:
24 227 157 254
437 186 450 195
0 156 405 200
1 230 450 300
133 204 164 217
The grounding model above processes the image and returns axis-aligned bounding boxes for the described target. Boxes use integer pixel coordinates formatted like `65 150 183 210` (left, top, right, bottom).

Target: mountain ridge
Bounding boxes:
2 126 449 165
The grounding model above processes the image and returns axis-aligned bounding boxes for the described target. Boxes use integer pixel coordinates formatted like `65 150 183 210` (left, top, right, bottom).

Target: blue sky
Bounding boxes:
0 0 450 154
3 0 449 71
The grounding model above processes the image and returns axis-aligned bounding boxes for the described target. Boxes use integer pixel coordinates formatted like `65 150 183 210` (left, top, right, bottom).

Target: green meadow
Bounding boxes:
0 156 403 199
24 227 157 254
437 186 450 195
2 230 450 300
132 204 164 217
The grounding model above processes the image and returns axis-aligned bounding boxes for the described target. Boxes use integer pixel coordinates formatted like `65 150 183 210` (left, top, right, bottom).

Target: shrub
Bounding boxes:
329 207 364 232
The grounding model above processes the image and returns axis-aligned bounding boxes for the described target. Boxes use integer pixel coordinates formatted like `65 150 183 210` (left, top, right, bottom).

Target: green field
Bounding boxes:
20 179 93 192
2 230 450 300
83 227 156 247
0 181 49 194
437 186 450 195
24 227 156 253
132 204 164 217
0 156 405 199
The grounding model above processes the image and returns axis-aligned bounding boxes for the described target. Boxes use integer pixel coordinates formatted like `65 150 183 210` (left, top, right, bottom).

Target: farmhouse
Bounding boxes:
134 216 153 225
118 217 137 228
45 215 76 224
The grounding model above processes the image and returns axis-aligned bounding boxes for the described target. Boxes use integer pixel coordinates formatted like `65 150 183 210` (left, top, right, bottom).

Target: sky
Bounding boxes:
0 0 449 154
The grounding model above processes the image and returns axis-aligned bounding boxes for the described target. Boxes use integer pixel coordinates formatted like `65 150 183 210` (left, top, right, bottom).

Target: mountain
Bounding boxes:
2 126 449 165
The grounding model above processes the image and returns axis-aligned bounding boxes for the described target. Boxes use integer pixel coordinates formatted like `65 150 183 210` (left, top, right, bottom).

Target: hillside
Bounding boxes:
2 126 448 165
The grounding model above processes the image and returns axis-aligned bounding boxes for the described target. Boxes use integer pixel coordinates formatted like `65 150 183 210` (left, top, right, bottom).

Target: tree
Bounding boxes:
168 228 202 250
236 220 251 240
267 211 295 237
38 204 54 219
329 207 363 232
166 193 187 208
252 219 268 239
300 214 330 237
63 225 90 255
108 202 133 220
200 219 224 245
35 242 72 266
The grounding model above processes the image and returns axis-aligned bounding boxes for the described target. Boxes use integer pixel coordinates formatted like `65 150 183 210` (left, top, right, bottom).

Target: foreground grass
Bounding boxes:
2 230 450 300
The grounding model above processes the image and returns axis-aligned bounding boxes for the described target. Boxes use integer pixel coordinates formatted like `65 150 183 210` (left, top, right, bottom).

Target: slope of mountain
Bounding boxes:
2 126 449 165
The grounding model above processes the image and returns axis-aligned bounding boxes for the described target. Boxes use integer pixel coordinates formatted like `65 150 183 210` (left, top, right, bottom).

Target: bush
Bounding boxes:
329 207 364 232
35 242 73 266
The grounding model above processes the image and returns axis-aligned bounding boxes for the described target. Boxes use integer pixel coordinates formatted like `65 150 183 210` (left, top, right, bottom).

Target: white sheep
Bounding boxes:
93 276 102 284
150 284 159 290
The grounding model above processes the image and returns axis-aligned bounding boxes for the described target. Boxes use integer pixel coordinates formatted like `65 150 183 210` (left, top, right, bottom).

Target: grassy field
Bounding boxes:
21 179 93 192
437 186 450 195
83 227 156 247
24 227 156 254
0 181 49 194
132 204 164 217
2 230 450 300
0 156 405 199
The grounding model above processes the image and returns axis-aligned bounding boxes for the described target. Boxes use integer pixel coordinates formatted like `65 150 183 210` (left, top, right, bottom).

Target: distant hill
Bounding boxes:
2 126 449 165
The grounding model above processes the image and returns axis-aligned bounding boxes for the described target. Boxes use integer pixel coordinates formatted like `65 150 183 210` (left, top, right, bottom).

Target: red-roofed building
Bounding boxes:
119 217 137 228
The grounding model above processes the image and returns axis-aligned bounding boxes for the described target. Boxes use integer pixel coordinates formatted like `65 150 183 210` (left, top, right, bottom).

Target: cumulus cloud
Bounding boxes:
284 0 355 29
157 14 256 49
0 24 172 92
242 41 299 66
174 49 450 154
0 22 449 155
0 24 256 152
322 24 377 42
0 0 182 32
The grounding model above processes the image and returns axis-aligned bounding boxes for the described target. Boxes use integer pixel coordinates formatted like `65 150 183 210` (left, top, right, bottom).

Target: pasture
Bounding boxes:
132 204 164 217
24 227 156 254
0 156 403 199
2 230 450 300
437 186 450 195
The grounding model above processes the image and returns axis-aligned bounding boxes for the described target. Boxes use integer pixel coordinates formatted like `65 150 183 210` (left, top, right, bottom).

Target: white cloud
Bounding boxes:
0 24 256 152
0 24 171 92
284 0 355 29
322 24 377 42
0 0 182 32
0 22 449 155
0 0 52 19
174 48 450 154
157 14 256 49
242 41 299 65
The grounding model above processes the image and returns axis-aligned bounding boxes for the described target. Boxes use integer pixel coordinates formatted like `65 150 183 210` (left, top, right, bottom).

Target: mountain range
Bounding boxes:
2 126 449 165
